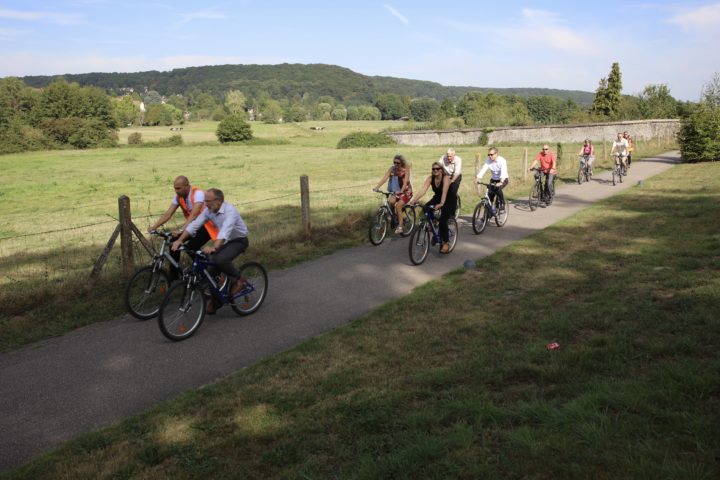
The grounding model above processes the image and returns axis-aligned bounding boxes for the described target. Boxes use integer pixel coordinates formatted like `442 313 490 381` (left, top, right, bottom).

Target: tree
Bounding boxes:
375 93 409 120
331 107 347 121
224 90 247 116
592 63 623 118
216 114 253 143
677 73 720 162
113 96 140 127
409 98 439 122
439 98 456 118
143 90 163 106
637 84 678 119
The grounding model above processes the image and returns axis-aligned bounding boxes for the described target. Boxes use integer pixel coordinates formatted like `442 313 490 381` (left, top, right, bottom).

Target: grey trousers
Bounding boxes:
208 237 249 279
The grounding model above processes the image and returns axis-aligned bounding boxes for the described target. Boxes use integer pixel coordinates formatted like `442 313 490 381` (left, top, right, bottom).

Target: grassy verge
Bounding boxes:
0 130 677 351
4 159 717 478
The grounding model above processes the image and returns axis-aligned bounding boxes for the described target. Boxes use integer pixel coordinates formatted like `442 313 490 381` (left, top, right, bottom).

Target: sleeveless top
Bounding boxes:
583 145 592 155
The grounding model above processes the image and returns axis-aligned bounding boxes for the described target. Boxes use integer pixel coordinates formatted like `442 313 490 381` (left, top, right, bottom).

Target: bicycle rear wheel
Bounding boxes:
158 282 205 341
400 205 416 236
446 218 458 253
529 182 540 211
409 226 430 265
454 195 461 219
495 199 509 227
230 262 268 316
472 201 488 234
124 266 170 320
368 208 388 246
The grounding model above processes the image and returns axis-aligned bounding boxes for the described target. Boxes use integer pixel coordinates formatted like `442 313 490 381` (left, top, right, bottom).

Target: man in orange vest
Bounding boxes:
149 175 218 278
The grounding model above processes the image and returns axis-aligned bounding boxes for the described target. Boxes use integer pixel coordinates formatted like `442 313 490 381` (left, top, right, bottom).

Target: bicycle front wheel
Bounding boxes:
577 167 585 184
529 182 540 211
158 282 205 341
447 218 459 253
409 225 430 265
368 209 388 246
400 205 416 236
230 262 268 316
124 266 170 320
472 202 488 234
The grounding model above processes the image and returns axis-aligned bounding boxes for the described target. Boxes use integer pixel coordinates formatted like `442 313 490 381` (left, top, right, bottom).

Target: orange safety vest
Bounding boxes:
177 186 219 239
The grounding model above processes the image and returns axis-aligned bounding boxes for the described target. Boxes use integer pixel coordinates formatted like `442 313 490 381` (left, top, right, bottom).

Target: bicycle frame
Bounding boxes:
182 249 256 307
149 231 182 272
420 205 442 244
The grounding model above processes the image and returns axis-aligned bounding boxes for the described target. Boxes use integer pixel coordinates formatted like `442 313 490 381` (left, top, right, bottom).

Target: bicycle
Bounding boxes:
454 195 461 219
368 190 416 246
124 230 185 320
611 153 627 186
408 204 458 265
472 182 509 234
528 168 556 211
577 155 593 184
158 247 268 341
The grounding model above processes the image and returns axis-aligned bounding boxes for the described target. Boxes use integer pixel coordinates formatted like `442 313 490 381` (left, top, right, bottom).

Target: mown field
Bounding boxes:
0 120 676 350
3 158 717 480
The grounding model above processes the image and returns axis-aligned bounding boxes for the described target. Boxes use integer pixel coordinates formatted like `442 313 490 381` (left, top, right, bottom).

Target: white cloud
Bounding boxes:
666 2 720 33
383 4 409 25
176 9 228 27
0 8 83 26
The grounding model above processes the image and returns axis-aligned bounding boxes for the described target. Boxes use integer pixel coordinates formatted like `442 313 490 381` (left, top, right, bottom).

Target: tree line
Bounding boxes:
1 63 717 161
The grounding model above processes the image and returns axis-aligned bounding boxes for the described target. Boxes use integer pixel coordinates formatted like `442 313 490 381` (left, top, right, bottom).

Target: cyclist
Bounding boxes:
171 188 249 314
408 161 455 254
623 131 634 167
578 138 595 175
148 175 218 279
474 147 509 213
373 154 413 234
439 147 462 202
527 144 557 197
611 132 629 174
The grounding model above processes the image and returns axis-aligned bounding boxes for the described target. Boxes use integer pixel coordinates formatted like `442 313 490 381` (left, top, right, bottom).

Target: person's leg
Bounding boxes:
208 237 248 280
547 172 556 195
394 198 406 233
496 179 508 208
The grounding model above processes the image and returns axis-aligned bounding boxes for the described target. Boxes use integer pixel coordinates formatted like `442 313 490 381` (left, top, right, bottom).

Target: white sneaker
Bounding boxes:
394 226 403 234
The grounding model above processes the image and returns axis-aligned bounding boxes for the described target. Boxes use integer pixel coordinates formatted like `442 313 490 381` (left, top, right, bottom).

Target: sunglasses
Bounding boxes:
432 167 442 171
393 161 401 165
542 148 549 151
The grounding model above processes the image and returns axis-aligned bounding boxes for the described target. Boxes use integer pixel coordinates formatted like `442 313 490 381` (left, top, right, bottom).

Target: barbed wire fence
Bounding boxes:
0 176 382 293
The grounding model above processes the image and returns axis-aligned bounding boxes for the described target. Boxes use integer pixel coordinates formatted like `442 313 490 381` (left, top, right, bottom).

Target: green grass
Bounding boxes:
0 120 677 350
3 158 717 479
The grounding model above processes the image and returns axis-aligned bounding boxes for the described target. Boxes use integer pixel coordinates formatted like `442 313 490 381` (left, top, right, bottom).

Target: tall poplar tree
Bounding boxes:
592 63 623 118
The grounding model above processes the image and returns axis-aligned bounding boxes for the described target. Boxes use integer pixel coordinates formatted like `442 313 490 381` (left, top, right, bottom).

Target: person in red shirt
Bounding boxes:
528 144 558 197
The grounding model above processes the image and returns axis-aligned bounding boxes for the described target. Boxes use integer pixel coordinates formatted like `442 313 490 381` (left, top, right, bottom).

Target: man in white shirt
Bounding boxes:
611 132 629 173
439 147 462 201
172 188 249 313
475 147 509 211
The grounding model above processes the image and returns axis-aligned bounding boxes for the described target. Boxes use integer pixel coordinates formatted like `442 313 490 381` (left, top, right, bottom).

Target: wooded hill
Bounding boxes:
19 63 595 105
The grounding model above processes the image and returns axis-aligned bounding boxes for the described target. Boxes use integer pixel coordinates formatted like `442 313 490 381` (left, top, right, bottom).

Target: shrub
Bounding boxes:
156 134 183 147
336 132 396 149
677 106 720 163
216 114 253 143
41 117 117 149
128 132 143 145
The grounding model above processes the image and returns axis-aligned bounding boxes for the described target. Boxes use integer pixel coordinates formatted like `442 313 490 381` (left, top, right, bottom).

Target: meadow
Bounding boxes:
3 157 717 480
0 120 676 350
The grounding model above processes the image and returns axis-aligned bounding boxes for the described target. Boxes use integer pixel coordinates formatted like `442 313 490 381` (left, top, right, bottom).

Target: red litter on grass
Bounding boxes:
546 342 560 350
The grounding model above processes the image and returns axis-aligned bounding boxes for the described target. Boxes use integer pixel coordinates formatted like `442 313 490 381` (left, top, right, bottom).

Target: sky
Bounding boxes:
0 1 718 101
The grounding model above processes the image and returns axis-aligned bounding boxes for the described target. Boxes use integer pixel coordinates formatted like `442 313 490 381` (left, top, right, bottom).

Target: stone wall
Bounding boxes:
387 119 680 146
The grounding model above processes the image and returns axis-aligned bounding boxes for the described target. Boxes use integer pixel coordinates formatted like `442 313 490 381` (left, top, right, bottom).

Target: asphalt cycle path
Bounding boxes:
0 152 680 470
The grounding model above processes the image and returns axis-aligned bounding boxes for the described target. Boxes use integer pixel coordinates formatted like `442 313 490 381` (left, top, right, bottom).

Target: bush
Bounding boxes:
0 119 56 154
677 106 720 163
40 117 117 149
156 134 183 147
216 114 253 143
336 132 396 149
128 132 143 145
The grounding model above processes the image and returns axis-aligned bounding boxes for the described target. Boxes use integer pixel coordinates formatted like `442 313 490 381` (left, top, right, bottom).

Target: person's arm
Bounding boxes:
174 200 204 235
373 167 392 191
171 209 209 251
400 166 411 192
149 204 178 232
528 157 539 171
500 158 509 181
452 157 462 182
551 154 557 171
475 162 488 182
436 175 451 209
407 175 431 205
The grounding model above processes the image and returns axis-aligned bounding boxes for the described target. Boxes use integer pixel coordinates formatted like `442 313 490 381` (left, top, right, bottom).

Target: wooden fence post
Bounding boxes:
300 175 311 235
118 195 134 276
523 148 528 181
